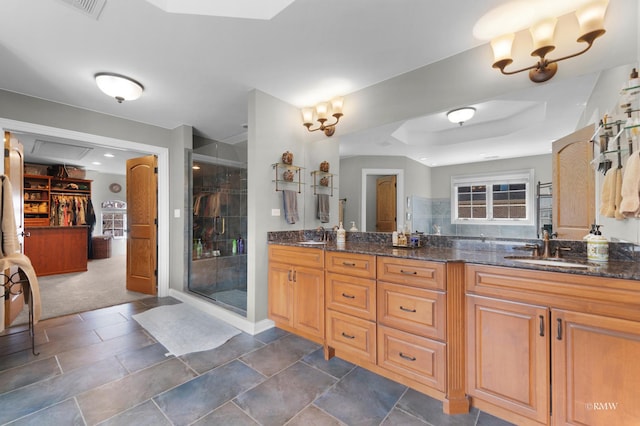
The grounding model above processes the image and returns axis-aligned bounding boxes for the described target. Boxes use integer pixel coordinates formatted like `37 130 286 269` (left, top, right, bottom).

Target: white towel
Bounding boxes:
282 190 299 224
317 194 330 223
619 154 640 217
0 176 41 324
600 167 617 218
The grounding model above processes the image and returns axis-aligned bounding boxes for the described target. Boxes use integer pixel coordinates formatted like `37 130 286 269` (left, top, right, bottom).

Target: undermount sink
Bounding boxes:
298 241 327 245
504 256 596 269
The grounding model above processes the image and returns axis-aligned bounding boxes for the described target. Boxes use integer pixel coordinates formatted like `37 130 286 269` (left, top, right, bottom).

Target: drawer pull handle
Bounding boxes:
556 318 563 340
341 332 355 339
539 315 545 337
399 352 416 361
400 306 416 313
400 269 417 275
341 293 355 299
342 262 356 267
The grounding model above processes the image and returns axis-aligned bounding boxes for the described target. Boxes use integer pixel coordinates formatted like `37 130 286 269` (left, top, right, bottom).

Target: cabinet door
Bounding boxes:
267 262 293 326
552 310 640 426
292 265 324 339
467 295 549 424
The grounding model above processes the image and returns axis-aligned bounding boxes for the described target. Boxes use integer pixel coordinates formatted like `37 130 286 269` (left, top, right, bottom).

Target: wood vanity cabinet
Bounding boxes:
466 294 549 424
267 245 324 344
325 251 377 364
377 257 447 393
466 264 640 426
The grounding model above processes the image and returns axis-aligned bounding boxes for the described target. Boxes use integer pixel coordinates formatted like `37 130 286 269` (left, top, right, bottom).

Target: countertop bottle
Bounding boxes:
587 225 608 262
336 222 346 244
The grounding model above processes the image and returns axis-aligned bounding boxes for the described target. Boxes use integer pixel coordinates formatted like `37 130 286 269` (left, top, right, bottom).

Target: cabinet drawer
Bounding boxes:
377 257 445 290
378 325 446 392
326 310 376 364
326 272 376 321
378 282 446 340
326 251 376 279
268 244 324 269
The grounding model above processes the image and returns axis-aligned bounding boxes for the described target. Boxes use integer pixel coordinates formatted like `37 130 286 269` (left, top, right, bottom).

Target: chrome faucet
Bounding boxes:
316 226 327 242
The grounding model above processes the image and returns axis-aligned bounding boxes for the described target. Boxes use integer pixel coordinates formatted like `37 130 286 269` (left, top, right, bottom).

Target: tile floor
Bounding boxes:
0 298 515 425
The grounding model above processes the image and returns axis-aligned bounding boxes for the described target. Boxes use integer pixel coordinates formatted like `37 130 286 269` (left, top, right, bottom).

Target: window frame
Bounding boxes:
450 169 535 226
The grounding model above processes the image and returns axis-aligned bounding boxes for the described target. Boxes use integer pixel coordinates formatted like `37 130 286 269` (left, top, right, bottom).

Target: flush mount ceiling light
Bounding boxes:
477 0 609 83
95 73 144 103
301 97 344 137
447 107 476 126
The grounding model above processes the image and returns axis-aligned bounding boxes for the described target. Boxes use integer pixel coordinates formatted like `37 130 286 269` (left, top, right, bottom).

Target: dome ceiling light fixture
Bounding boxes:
447 107 476 126
95 72 144 103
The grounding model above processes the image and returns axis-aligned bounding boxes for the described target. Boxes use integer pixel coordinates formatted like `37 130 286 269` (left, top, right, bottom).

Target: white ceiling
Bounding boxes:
0 0 637 172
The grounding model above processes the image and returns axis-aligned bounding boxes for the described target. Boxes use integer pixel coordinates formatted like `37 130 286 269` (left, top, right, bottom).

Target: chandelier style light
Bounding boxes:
447 107 476 126
489 0 609 83
301 97 344 137
95 73 144 103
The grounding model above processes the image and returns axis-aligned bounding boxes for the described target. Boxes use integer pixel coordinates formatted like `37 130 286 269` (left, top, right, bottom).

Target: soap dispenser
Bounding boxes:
587 225 608 262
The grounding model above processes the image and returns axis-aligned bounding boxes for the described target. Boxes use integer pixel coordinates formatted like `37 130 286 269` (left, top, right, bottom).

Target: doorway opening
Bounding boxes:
0 118 169 327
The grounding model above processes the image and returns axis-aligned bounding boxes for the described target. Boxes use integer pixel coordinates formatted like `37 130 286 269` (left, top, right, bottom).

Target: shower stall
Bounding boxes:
188 153 247 316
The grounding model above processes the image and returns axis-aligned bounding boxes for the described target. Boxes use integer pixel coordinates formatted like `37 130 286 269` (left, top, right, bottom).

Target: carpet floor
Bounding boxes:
12 255 149 325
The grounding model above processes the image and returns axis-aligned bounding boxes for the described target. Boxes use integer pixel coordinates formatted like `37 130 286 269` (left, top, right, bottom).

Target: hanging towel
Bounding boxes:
619 153 640 217
317 194 330 223
614 167 625 220
282 190 299 224
599 167 617 218
0 176 41 324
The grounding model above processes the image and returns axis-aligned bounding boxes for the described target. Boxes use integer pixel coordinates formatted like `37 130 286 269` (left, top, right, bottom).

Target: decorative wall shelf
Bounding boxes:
272 163 304 193
310 170 335 196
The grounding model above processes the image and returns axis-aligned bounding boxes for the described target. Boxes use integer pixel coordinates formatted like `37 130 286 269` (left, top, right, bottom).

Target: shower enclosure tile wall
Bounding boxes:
189 158 248 316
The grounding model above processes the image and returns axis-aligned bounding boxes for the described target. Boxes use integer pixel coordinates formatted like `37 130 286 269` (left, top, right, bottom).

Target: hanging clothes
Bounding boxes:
50 194 91 226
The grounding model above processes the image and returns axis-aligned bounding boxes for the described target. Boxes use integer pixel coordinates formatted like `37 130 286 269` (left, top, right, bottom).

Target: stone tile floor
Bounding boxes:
0 298 515 425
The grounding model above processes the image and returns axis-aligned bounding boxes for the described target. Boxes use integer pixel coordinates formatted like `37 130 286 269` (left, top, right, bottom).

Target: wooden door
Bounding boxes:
267 261 293 326
376 175 396 232
466 295 550 424
552 309 640 426
4 132 24 326
292 265 324 339
126 155 157 294
552 126 595 239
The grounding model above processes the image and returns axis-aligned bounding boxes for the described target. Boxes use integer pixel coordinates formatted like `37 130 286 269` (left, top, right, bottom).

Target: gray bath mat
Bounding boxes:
133 303 240 356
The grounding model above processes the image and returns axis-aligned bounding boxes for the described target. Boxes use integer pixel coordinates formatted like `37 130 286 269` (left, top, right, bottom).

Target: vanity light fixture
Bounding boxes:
301 97 344 137
95 72 144 103
489 0 609 83
447 107 476 126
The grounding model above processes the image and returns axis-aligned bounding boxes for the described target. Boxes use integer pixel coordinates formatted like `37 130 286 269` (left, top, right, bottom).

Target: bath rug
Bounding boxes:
133 303 240 356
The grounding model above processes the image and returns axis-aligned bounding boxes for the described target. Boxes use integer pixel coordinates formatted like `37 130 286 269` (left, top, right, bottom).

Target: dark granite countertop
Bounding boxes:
269 236 640 281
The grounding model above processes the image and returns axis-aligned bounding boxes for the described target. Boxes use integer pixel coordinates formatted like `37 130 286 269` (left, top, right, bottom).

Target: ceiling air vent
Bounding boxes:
56 0 107 20
31 140 93 161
